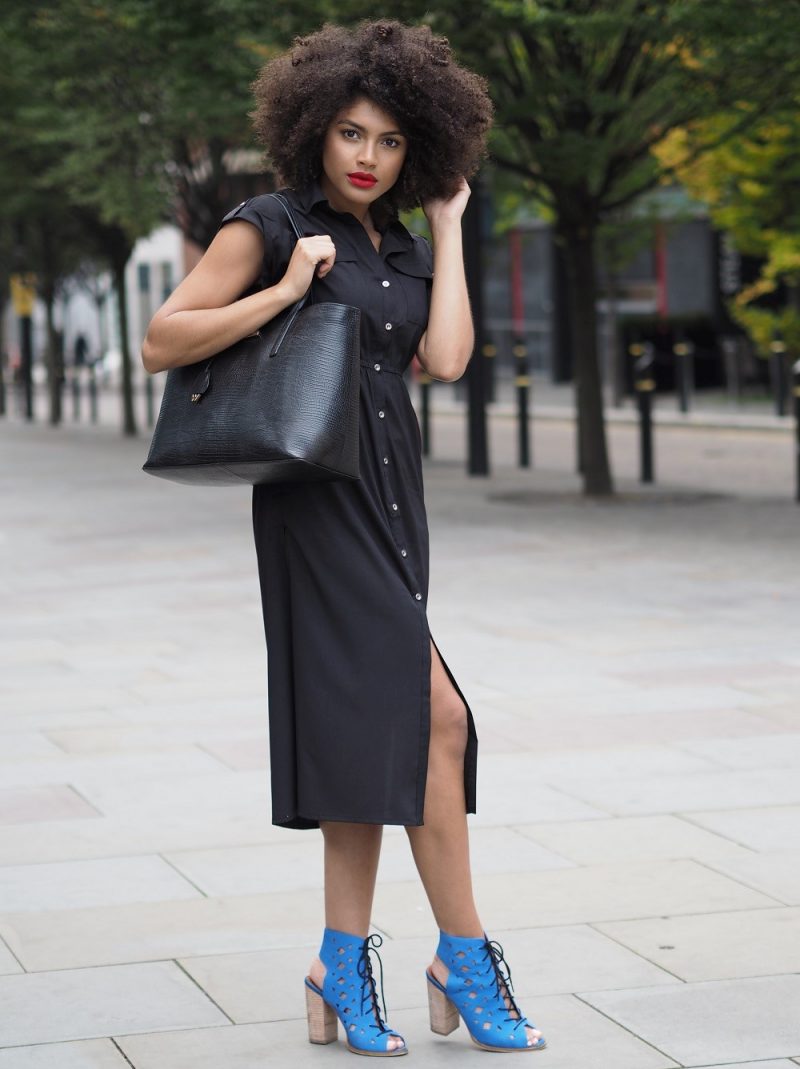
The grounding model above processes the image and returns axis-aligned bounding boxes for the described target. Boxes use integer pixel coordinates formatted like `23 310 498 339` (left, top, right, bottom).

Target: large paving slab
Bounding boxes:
0 856 201 912
0 892 324 971
676 731 800 769
117 992 678 1069
683 805 800 852
0 750 230 792
578 974 800 1065
0 1040 130 1068
594 906 799 981
0 939 22 975
371 860 774 937
512 814 753 865
0 797 294 867
0 785 101 824
0 962 227 1047
703 850 800 904
550 767 800 815
694 1064 798 1069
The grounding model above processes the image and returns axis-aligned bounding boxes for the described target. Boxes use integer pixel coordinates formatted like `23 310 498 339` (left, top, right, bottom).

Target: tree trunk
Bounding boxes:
39 223 62 426
560 224 614 496
112 254 137 436
43 288 62 426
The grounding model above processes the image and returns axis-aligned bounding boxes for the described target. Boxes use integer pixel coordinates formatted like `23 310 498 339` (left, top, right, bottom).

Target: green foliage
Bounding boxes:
662 109 800 356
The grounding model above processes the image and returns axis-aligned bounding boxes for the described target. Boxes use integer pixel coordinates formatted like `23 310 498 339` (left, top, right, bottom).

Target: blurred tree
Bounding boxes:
423 0 800 494
0 4 96 426
2 0 289 434
658 111 800 367
301 0 800 491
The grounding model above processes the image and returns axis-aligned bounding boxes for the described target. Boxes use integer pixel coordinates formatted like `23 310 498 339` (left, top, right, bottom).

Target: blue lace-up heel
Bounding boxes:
425 929 547 1052
304 927 408 1057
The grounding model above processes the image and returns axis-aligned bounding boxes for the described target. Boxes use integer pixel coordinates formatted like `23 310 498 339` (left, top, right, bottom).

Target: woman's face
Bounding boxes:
320 95 407 215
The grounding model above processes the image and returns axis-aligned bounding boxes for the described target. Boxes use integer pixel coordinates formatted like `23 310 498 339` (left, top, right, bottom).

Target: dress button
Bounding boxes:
382 280 390 287
383 456 389 464
415 592 422 600
385 322 392 330
374 363 381 371
378 410 385 418
392 503 398 511
401 549 407 557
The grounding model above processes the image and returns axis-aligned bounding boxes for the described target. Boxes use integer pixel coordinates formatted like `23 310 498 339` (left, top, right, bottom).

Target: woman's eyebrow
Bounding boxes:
336 119 404 136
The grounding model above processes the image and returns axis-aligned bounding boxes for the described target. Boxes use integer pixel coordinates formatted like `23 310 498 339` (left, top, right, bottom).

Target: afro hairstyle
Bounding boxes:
249 18 494 225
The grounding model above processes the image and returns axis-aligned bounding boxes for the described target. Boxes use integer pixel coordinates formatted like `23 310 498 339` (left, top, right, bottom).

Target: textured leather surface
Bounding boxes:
142 300 362 486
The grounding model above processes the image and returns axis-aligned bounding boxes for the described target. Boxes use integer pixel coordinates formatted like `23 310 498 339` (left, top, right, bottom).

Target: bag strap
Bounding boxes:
187 191 316 401
267 191 305 242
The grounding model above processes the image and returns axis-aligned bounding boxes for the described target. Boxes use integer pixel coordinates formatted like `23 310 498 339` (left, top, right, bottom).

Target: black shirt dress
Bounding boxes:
218 177 478 830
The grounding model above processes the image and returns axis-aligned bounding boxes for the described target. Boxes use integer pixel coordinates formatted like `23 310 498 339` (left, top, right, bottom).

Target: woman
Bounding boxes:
142 18 546 1057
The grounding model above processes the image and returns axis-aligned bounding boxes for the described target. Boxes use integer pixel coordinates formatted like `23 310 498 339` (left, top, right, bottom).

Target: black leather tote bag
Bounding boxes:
142 193 361 486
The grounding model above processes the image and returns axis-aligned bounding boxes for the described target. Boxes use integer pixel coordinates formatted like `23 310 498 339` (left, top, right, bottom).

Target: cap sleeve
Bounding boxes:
216 194 294 289
414 234 434 277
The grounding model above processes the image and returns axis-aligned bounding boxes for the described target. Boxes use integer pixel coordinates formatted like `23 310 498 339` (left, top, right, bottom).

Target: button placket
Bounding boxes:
370 260 421 598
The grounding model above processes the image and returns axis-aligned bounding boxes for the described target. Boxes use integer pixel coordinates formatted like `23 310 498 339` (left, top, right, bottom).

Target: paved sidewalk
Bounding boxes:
1 412 799 1068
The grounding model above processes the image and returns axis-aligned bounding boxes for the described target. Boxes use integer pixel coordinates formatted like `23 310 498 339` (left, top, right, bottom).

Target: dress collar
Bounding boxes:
287 176 415 251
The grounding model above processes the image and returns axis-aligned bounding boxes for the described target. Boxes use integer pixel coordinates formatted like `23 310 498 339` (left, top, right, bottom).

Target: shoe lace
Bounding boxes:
357 933 395 1037
481 938 531 1034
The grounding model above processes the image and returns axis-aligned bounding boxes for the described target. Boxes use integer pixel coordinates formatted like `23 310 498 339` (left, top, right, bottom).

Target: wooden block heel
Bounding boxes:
305 979 338 1044
426 970 460 1036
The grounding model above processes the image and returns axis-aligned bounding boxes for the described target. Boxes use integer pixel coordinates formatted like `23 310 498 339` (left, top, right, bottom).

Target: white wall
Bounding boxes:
2 223 184 386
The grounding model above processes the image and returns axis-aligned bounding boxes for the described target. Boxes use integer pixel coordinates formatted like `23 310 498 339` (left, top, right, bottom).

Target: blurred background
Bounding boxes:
3 0 800 497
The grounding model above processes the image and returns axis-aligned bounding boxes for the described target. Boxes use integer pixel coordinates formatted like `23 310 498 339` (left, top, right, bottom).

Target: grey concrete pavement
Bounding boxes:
1 406 799 1067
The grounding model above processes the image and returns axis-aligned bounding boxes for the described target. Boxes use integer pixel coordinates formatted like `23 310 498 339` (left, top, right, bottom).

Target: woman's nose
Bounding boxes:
358 144 378 166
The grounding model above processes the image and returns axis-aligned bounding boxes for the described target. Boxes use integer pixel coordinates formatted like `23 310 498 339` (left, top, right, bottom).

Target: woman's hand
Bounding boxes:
421 176 471 232
279 235 337 302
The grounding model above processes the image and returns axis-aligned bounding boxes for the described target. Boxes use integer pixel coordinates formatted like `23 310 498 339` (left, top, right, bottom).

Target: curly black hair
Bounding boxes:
249 18 494 225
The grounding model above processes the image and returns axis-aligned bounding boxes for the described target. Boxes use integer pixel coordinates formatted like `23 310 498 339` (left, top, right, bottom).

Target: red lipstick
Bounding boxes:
347 172 377 188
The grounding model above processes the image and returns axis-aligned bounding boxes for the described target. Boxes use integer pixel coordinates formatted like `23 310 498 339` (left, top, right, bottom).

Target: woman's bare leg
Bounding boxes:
404 639 543 1047
307 821 405 1050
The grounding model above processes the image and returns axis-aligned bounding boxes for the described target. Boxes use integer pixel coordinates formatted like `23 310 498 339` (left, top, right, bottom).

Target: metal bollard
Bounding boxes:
794 359 800 503
418 370 432 456
673 335 694 414
770 332 788 416
720 335 742 405
634 341 656 483
483 341 497 404
512 339 531 468
71 367 81 421
88 363 98 424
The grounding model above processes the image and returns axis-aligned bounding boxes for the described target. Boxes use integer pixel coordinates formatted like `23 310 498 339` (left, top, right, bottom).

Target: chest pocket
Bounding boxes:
386 247 433 327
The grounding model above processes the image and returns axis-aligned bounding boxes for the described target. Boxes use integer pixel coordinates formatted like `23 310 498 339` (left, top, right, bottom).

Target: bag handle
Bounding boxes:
189 190 316 403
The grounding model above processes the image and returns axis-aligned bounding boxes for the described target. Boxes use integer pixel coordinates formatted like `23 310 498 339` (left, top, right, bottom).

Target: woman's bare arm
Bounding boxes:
140 221 336 374
416 178 474 383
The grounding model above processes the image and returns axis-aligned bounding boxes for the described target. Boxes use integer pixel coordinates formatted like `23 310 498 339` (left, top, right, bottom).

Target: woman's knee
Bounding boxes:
430 692 469 757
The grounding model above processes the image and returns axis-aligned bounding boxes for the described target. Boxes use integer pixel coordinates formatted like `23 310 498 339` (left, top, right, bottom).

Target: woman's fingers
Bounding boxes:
282 235 337 296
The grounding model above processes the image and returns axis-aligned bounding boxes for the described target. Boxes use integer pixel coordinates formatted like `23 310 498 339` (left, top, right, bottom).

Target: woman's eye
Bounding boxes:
342 129 401 149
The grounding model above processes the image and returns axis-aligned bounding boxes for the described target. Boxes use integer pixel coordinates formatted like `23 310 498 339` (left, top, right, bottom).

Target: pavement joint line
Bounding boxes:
687 858 794 908
110 1036 138 1067
154 853 211 899
669 815 762 854
569 990 683 1064
171 958 236 1026
582 923 691 986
